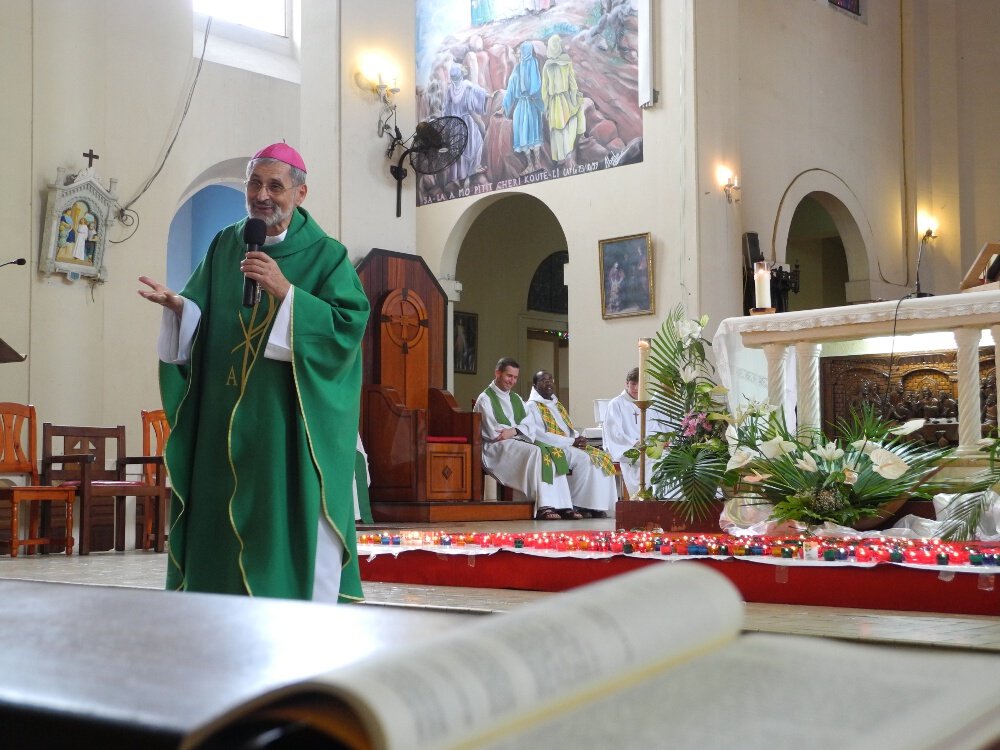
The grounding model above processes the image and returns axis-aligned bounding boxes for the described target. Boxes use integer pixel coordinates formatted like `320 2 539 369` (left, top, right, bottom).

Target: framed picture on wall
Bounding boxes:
598 233 654 319
454 311 478 374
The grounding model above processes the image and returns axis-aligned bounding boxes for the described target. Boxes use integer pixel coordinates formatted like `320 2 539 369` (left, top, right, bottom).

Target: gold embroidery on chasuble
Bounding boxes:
230 295 278 390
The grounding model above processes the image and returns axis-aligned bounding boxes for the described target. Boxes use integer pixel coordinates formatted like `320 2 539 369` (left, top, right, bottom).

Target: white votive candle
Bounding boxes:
753 261 771 309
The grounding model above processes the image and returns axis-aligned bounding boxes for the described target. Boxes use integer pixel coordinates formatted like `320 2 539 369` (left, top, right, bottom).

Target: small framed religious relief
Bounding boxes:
454 311 478 374
599 233 654 319
39 166 118 283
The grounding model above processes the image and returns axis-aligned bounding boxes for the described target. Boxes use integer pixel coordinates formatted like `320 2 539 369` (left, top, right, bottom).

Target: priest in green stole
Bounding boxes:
138 143 369 602
474 357 576 520
527 370 617 518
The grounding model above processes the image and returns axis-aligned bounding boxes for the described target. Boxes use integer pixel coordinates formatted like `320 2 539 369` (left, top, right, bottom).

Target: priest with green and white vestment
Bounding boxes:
527 370 617 518
474 357 574 520
139 143 368 603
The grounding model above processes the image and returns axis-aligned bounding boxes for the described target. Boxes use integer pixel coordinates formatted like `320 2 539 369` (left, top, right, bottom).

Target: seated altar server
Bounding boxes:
474 357 575 519
603 367 669 498
527 370 617 518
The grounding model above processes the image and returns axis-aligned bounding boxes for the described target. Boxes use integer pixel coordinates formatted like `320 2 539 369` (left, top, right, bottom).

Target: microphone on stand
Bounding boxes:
242 219 268 307
0 258 26 269
911 229 934 298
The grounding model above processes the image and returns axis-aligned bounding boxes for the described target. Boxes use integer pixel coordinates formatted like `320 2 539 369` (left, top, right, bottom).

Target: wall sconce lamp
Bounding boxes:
913 214 938 298
356 54 401 140
716 167 740 203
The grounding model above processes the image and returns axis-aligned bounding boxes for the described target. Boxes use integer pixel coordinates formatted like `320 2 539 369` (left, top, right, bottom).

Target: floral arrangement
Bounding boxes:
725 404 953 529
623 305 736 518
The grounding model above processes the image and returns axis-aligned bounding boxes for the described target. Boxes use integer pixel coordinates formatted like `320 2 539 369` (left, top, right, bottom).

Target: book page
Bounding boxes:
472 633 1000 750
311 563 744 750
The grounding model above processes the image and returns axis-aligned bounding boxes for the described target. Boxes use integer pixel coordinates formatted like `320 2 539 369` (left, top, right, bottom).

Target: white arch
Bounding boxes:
175 157 248 210
772 169 880 302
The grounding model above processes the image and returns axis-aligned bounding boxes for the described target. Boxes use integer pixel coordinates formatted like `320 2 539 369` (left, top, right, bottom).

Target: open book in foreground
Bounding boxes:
188 564 1000 750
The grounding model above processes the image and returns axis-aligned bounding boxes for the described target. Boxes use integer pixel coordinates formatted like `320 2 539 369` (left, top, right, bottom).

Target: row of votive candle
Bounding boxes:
356 531 1000 566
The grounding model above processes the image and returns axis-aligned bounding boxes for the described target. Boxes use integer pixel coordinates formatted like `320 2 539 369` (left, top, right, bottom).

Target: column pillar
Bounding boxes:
795 342 822 437
953 326 983 454
762 343 788 413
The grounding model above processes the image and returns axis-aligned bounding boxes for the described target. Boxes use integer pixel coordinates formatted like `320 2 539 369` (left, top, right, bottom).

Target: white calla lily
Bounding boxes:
851 439 879 455
888 419 926 436
869 448 909 480
726 447 755 471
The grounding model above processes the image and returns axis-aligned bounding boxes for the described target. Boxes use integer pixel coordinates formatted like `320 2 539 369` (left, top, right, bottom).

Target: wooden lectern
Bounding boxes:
0 338 25 363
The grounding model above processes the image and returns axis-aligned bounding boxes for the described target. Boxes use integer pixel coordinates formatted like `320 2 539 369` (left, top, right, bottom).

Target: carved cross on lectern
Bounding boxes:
82 149 100 168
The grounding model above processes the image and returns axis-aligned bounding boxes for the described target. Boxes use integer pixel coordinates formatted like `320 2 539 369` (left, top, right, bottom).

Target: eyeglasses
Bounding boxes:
245 178 291 196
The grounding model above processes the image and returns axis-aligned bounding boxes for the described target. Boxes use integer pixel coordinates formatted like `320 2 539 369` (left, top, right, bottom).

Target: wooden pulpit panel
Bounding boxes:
356 249 447 391
379 288 430 411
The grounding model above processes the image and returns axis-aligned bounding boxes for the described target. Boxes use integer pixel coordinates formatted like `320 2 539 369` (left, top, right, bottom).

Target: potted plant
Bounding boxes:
622 306 736 521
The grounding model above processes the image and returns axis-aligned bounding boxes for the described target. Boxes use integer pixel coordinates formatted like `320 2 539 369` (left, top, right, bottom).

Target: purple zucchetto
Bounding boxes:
251 142 307 173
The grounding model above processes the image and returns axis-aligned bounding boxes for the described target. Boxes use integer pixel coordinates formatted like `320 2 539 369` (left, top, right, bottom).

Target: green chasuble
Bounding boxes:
161 208 369 602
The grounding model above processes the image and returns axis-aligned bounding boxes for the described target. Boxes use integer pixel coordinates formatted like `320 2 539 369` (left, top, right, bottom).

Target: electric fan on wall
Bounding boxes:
386 116 468 217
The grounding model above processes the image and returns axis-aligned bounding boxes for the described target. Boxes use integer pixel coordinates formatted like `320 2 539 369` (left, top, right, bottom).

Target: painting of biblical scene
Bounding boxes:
599 232 653 319
415 0 643 207
55 200 99 265
454 311 478 374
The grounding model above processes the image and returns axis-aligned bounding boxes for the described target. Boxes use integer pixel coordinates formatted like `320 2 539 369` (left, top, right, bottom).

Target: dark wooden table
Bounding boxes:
0 580 477 749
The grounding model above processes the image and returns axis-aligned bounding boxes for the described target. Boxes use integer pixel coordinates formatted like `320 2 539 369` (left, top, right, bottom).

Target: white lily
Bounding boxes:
726 447 755 471
842 468 859 485
759 435 797 459
812 442 844 462
675 318 701 342
680 364 698 383
869 447 909 480
888 419 926 436
794 452 818 472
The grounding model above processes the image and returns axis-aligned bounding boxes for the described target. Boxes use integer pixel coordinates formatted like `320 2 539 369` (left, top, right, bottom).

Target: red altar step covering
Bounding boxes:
358 533 1000 616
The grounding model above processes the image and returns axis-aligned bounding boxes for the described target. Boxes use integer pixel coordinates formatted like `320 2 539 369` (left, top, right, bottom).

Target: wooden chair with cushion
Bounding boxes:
41 423 169 555
0 403 77 557
136 409 170 552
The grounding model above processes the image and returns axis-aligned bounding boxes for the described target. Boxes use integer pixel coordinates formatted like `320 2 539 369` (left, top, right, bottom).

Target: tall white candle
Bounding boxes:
637 338 651 401
753 261 771 309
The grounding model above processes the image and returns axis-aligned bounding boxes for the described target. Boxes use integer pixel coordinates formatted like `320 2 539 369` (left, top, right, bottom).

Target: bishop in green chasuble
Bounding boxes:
160 207 369 602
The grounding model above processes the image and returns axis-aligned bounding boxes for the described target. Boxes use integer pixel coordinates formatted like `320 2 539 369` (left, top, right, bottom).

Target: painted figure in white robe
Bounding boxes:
527 370 617 518
72 220 90 261
603 367 669 498
444 63 489 186
474 357 574 519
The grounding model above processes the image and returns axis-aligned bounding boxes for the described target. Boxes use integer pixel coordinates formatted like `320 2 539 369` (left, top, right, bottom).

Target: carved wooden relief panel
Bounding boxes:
820 348 997 444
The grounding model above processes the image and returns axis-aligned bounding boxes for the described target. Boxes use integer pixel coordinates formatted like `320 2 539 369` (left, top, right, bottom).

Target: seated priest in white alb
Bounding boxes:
474 357 576 520
603 366 670 498
527 370 617 518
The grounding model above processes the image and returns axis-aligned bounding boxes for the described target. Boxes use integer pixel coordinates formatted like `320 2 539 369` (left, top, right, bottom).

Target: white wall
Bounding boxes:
3 0 299 448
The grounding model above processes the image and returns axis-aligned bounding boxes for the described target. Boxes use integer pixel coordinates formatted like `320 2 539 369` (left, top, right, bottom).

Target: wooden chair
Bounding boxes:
135 409 170 552
41 423 168 555
0 403 76 557
363 386 482 504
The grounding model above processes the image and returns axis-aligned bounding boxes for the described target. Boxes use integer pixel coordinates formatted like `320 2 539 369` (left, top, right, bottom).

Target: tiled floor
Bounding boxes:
4 517 1000 652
